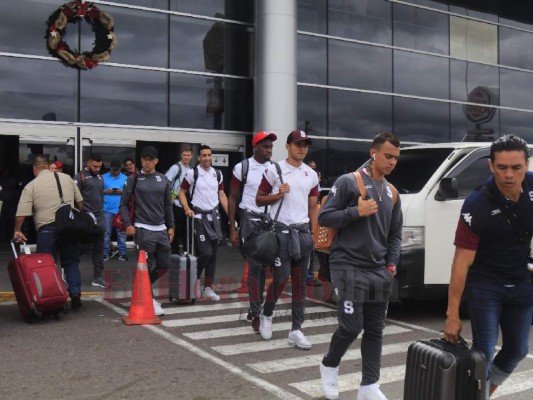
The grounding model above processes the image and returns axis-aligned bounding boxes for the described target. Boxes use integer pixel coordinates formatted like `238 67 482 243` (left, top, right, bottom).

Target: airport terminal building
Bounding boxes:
1 0 533 185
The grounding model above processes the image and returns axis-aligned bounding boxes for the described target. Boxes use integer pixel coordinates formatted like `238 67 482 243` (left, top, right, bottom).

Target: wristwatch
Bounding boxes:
386 265 397 276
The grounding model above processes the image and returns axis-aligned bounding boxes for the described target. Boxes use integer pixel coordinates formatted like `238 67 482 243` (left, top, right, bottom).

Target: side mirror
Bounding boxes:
435 177 458 201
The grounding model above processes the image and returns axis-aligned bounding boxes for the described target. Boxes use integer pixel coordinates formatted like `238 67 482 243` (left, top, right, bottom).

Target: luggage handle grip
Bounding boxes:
440 334 468 348
10 240 31 259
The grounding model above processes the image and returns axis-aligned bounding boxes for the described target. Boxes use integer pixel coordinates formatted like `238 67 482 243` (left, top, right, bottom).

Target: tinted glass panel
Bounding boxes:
453 156 492 198
328 0 391 44
329 91 392 139
0 57 77 121
388 148 453 194
500 69 533 110
450 104 499 143
170 0 253 23
297 35 327 84
107 1 168 8
397 1 447 11
80 6 168 68
170 75 252 131
450 16 497 64
80 66 167 126
298 0 327 34
449 6 498 22
499 27 533 70
450 61 499 103
322 140 376 187
0 0 79 57
298 86 327 137
329 41 391 92
394 51 449 99
393 4 449 54
170 16 251 76
500 110 533 143
394 97 449 142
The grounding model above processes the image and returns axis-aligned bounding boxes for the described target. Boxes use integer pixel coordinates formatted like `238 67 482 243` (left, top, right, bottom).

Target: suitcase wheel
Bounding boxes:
54 312 61 320
168 296 173 303
191 299 196 304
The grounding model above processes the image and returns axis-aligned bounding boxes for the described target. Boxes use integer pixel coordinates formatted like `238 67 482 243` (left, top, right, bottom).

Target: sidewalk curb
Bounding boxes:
0 291 103 303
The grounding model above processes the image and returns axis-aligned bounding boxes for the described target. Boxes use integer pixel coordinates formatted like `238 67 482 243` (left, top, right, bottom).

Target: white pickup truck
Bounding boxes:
390 142 533 301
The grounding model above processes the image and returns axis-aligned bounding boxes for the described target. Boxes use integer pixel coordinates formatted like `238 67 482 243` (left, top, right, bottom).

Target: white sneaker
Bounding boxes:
288 330 312 350
152 299 165 316
357 383 388 400
202 286 220 301
259 312 273 340
194 279 202 298
320 363 339 400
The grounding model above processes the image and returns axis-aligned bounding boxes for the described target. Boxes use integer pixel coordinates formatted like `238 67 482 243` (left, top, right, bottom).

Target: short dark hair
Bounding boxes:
89 153 103 162
372 132 400 149
490 134 529 161
124 158 134 165
33 154 49 167
180 144 193 154
198 145 212 155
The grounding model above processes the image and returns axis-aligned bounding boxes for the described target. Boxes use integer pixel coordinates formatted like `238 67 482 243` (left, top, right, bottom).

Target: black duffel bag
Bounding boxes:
242 216 280 266
54 173 102 243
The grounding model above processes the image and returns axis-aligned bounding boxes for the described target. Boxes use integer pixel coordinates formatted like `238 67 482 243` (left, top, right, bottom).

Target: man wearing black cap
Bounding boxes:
256 130 319 349
102 159 128 262
120 146 174 316
228 131 277 333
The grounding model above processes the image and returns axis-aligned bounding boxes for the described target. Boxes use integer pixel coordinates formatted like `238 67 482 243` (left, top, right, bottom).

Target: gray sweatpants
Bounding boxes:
135 228 171 284
322 268 393 386
262 230 313 331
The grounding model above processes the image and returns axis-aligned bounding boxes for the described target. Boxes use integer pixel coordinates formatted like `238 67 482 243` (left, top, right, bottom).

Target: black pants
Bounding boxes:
194 220 219 288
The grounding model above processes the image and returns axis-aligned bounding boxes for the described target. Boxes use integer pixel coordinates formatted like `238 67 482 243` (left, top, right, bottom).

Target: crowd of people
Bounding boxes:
9 131 533 400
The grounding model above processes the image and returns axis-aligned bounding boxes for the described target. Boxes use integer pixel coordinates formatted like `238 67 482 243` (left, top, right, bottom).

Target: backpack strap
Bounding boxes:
168 163 182 190
238 158 249 205
190 166 222 201
353 171 397 204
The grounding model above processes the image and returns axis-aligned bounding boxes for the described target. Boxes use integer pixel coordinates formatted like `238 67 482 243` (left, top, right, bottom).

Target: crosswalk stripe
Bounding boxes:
119 292 250 307
492 369 533 398
184 316 339 340
162 297 293 315
248 341 412 374
212 325 410 356
162 306 334 328
290 364 405 397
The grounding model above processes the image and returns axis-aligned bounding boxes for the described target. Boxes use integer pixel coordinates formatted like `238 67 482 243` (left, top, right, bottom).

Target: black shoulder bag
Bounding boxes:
241 163 283 266
54 173 100 243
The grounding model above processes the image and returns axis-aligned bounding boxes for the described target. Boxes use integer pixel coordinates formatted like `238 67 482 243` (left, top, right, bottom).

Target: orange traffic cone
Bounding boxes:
123 250 161 325
233 260 249 293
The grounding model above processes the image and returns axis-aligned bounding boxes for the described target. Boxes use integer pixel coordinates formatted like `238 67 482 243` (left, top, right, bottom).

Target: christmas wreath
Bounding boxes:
45 1 117 70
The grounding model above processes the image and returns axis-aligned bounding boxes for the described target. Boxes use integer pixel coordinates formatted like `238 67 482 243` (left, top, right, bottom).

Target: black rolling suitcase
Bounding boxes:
404 336 486 400
168 218 197 304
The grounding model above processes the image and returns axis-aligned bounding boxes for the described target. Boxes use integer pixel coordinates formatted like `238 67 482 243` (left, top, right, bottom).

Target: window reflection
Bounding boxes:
329 91 392 140
108 1 168 8
298 0 327 34
450 16 498 64
394 97 449 142
394 51 449 99
393 4 449 55
500 27 533 70
169 74 252 131
500 110 533 143
297 35 327 84
298 86 327 137
450 104 499 142
80 66 167 126
170 16 251 76
0 57 77 121
328 0 391 44
450 61 499 103
170 0 253 23
500 69 533 110
329 41 391 92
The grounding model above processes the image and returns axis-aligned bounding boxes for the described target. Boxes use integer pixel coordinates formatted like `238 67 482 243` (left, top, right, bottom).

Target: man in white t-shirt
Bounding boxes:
256 130 319 350
228 131 277 333
165 144 192 254
179 145 228 301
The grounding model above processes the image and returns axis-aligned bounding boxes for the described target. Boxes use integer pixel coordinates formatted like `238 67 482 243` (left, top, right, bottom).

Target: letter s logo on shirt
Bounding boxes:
156 176 161 182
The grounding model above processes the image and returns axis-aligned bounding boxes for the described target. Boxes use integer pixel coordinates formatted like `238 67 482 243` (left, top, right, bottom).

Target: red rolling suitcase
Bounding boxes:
404 336 486 400
8 241 69 322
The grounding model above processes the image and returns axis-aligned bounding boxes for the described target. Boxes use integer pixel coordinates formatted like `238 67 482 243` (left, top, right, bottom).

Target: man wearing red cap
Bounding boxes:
256 129 319 349
54 161 63 173
228 131 277 333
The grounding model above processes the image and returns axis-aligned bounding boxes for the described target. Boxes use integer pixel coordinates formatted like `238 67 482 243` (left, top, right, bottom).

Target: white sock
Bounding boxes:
359 383 379 392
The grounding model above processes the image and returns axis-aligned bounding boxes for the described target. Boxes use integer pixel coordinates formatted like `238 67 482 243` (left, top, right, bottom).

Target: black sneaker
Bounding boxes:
103 255 110 262
109 248 118 259
252 316 260 334
118 255 128 262
71 294 82 310
246 308 252 323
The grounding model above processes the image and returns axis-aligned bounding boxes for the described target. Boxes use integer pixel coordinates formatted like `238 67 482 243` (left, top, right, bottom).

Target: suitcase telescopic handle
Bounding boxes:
186 217 195 256
10 240 30 259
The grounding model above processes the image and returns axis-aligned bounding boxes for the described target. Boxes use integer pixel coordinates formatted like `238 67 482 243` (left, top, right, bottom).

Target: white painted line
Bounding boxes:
96 298 304 400
248 341 412 374
492 369 533 398
118 292 249 306
162 297 292 315
290 364 405 398
184 316 339 340
162 306 334 328
212 325 410 356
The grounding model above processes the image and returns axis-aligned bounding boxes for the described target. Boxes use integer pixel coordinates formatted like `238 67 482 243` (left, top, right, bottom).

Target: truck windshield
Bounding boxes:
388 148 454 194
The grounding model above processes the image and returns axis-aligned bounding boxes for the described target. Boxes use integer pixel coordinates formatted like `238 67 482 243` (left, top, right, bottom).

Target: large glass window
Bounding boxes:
169 74 252 131
450 16 498 64
0 57 77 121
298 86 327 137
170 0 253 23
80 66 167 126
328 0 392 45
108 1 168 8
450 61 499 103
329 91 392 139
329 41 392 92
499 27 533 70
500 110 533 143
500 69 533 110
450 104 499 143
298 0 327 34
394 97 450 142
297 35 327 84
393 4 449 55
394 51 449 99
170 16 251 76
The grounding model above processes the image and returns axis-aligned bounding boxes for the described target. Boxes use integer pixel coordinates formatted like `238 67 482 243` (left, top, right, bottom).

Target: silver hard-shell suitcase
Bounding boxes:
168 218 197 303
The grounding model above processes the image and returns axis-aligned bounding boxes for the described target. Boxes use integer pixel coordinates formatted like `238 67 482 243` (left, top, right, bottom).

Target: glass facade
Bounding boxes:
0 0 253 131
297 0 533 183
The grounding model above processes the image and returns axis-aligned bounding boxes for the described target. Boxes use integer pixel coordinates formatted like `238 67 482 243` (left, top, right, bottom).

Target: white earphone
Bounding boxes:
372 154 376 160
